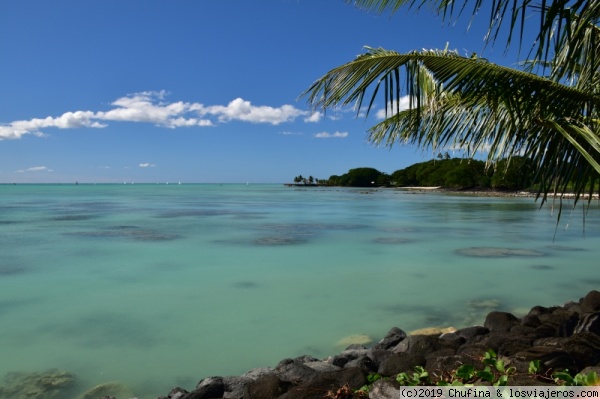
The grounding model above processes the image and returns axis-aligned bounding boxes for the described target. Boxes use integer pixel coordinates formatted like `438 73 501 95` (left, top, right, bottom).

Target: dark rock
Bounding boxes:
185 376 225 399
304 361 341 373
277 368 366 399
378 353 425 376
513 346 576 372
574 312 600 335
438 332 466 346
536 307 562 321
369 378 401 399
559 314 580 337
373 327 407 350
521 314 541 328
534 308 578 338
340 346 369 357
498 340 532 357
581 291 600 314
247 374 293 399
366 348 395 369
454 326 489 341
222 376 253 398
456 344 489 359
241 367 275 380
528 306 553 318
425 347 458 371
426 353 484 376
425 347 457 365
274 358 318 383
167 387 189 399
561 332 600 370
195 376 224 391
437 334 466 353
510 325 537 337
329 347 369 369
392 334 439 355
484 311 520 333
533 337 565 348
294 355 321 363
534 323 560 338
563 301 582 315
474 332 532 352
330 355 350 368
345 355 377 374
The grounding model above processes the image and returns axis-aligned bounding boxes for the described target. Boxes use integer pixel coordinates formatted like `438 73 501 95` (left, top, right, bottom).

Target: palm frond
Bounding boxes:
303 47 600 121
550 10 600 91
302 47 600 205
348 1 600 77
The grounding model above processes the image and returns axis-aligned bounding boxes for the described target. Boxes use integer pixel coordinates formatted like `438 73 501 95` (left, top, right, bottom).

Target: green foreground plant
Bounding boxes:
355 349 600 392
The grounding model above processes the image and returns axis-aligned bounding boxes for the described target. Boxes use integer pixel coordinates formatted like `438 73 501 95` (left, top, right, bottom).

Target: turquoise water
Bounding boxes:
0 184 599 398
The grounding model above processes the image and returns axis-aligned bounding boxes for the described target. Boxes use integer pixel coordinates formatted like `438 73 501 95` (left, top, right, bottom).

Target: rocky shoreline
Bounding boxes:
151 291 600 399
3 292 599 399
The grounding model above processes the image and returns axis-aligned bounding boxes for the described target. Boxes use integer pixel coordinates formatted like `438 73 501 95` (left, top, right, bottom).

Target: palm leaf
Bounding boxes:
302 47 600 205
348 1 600 70
306 0 600 219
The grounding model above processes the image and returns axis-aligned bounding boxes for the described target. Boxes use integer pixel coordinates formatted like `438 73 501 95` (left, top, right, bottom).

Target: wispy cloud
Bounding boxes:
0 91 317 140
314 131 349 139
17 166 53 173
280 131 303 136
139 162 156 168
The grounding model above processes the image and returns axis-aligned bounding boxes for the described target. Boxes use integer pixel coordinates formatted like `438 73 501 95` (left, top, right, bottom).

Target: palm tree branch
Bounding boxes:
302 48 600 122
347 1 600 70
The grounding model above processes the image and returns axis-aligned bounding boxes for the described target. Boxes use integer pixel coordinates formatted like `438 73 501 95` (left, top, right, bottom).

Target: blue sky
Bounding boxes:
1 0 527 183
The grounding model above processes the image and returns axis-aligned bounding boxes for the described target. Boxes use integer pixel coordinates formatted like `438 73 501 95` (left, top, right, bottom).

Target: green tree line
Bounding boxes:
314 156 533 190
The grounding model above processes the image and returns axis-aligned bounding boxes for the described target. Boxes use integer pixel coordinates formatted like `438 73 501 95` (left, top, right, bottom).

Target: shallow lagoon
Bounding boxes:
0 184 598 398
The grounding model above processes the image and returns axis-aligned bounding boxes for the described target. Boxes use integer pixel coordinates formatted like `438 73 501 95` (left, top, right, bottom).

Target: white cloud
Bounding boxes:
0 91 311 139
17 166 53 173
314 131 349 139
0 111 102 140
96 91 212 128
139 163 156 168
201 98 305 125
304 111 322 123
376 96 413 119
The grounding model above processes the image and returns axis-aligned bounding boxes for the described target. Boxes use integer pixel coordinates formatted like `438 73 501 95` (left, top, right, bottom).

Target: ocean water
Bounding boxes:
0 183 599 398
